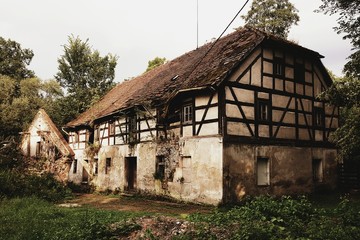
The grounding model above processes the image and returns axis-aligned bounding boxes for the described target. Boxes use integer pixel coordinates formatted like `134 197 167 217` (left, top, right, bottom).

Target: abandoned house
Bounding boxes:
64 27 338 204
20 109 75 182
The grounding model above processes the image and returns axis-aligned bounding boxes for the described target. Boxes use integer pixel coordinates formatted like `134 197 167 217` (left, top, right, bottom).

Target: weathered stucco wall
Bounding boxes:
165 136 223 205
223 144 338 202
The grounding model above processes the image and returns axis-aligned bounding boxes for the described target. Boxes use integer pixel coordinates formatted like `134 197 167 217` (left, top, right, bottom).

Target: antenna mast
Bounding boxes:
197 0 199 49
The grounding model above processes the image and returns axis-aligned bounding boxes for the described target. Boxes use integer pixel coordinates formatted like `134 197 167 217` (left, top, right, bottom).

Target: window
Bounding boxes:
105 158 111 174
182 104 193 124
155 156 165 180
257 99 270 122
94 158 98 175
36 141 41 157
94 127 99 142
313 107 324 127
109 121 115 136
257 157 270 186
74 132 79 143
294 62 305 83
73 159 78 174
273 57 284 77
128 115 137 143
312 159 323 182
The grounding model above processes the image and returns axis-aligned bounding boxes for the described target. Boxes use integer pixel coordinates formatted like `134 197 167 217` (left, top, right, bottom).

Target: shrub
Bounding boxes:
0 170 70 202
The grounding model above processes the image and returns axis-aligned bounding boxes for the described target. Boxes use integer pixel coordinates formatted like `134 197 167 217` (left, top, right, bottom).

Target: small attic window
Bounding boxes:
171 75 179 81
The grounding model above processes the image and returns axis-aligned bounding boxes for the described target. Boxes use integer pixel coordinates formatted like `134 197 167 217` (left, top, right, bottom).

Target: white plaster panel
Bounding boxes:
251 58 261 87
272 95 294 109
263 48 272 59
225 86 234 101
242 106 254 120
263 61 272 74
276 126 296 139
226 104 241 118
197 122 218 136
235 88 254 103
227 122 253 137
258 125 269 138
305 72 312 83
298 128 311 140
183 126 193 137
285 67 294 79
239 71 250 84
275 79 283 91
229 48 261 82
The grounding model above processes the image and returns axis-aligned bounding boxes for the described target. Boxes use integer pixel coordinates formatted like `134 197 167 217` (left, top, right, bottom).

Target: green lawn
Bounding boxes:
0 197 147 240
1 194 360 240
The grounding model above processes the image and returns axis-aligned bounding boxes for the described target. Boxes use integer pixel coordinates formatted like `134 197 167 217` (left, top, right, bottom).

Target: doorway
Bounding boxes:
125 157 137 191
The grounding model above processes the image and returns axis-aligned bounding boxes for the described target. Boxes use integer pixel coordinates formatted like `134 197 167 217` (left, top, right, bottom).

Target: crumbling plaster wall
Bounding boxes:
158 134 223 205
223 144 338 202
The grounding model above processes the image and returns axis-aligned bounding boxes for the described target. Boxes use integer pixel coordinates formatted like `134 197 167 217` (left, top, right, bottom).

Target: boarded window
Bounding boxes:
94 158 98 175
105 158 111 174
257 99 270 122
36 141 41 157
73 159 78 174
155 156 165 180
128 115 137 143
182 104 193 124
74 132 79 143
257 157 270 186
312 159 323 182
294 62 305 83
273 57 284 77
109 121 115 136
94 127 99 142
313 107 324 127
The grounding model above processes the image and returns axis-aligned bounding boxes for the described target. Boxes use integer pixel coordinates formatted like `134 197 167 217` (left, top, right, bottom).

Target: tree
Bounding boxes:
0 75 62 137
318 0 360 79
319 77 360 161
317 1 360 161
55 36 117 117
242 0 300 39
0 37 35 80
146 57 167 72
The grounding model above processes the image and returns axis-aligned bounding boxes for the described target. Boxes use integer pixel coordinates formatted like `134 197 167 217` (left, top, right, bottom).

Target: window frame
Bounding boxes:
313 107 325 127
257 157 270 186
182 104 193 124
73 159 78 174
312 158 323 183
257 98 271 122
105 158 111 174
273 57 285 78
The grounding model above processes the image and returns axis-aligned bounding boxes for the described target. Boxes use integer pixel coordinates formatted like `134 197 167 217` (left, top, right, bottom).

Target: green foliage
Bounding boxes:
0 171 70 202
0 75 63 137
318 0 360 79
319 76 360 160
242 0 299 39
0 197 145 240
146 57 167 72
0 37 35 80
55 35 117 119
185 196 360 239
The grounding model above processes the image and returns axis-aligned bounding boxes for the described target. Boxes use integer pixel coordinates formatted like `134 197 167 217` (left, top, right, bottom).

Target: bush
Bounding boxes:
186 195 360 240
0 170 70 202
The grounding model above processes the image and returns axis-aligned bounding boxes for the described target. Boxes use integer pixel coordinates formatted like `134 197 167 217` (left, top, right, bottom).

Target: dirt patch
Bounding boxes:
64 193 213 215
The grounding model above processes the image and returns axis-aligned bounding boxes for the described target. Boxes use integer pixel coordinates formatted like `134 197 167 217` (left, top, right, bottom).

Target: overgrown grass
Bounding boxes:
0 197 146 240
184 195 360 240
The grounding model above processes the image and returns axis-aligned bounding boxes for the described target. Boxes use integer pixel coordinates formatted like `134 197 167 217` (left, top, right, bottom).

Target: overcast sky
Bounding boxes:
1 0 353 82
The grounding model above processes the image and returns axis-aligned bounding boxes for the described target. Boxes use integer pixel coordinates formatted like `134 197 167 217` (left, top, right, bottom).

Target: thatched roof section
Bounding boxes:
66 27 328 128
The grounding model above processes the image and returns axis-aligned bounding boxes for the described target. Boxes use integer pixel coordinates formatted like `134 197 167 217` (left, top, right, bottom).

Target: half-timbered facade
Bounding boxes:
65 27 338 204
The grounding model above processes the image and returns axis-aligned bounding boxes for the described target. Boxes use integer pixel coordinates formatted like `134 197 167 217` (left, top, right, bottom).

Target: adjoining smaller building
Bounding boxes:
20 109 74 182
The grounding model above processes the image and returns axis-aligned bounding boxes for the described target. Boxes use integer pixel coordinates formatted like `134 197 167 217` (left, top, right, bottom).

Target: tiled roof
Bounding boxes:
66 27 327 128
